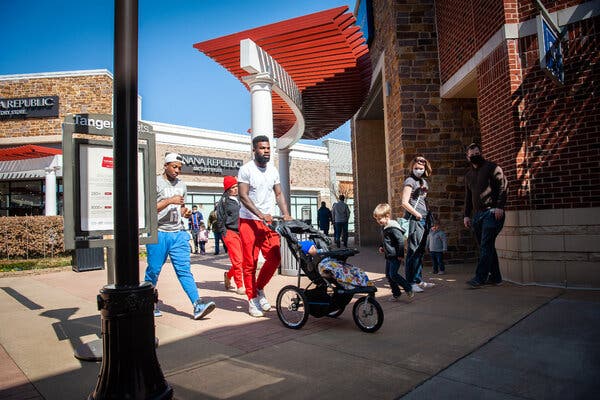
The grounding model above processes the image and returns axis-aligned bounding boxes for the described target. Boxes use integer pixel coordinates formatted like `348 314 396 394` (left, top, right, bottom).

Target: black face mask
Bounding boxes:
469 155 484 165
255 153 270 165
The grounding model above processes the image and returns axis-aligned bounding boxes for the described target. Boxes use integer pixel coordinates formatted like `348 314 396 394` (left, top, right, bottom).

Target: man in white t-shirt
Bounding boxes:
237 135 292 317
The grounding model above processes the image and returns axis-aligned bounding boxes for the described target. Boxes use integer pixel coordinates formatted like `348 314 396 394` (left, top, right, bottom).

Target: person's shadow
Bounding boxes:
40 308 102 361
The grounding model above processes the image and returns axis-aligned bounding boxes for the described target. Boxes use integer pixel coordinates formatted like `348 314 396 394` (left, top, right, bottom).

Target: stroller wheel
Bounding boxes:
276 285 309 330
352 296 384 333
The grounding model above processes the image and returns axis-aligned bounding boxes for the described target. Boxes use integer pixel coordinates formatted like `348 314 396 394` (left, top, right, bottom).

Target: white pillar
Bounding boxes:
243 72 292 217
278 148 291 208
244 72 275 143
44 166 58 216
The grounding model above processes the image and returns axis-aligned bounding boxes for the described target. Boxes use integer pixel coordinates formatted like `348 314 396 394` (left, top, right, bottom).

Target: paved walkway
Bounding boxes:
1 245 599 399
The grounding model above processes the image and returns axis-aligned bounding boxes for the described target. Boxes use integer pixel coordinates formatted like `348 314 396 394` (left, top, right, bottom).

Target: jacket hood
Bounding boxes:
384 219 402 230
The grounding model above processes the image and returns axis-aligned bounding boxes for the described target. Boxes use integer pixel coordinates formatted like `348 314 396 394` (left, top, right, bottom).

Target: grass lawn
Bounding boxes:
0 256 73 273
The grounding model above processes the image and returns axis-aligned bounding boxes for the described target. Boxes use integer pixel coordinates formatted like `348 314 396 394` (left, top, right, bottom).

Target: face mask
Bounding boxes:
469 155 484 165
412 169 424 177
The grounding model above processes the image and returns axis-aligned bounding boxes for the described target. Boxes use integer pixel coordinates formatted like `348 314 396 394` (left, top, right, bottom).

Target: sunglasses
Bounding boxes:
415 157 427 163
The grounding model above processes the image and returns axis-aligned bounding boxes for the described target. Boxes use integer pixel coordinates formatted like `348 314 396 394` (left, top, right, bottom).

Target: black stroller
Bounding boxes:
272 219 384 333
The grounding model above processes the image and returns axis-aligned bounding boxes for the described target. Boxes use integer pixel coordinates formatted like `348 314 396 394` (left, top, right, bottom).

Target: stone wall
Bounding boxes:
155 142 330 199
0 73 113 139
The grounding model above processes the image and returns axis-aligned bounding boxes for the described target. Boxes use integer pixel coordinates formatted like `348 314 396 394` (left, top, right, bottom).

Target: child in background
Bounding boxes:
373 203 414 301
427 221 448 274
198 222 209 255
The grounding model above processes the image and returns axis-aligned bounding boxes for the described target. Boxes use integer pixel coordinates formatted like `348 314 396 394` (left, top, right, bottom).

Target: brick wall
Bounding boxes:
0 74 113 139
437 1 586 84
515 15 600 209
518 0 582 21
476 42 522 210
358 0 479 261
436 0 507 83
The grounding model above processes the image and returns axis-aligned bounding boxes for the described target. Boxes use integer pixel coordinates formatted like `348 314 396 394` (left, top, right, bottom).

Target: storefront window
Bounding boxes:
186 193 222 220
0 181 9 217
185 192 223 237
290 195 318 227
8 180 44 216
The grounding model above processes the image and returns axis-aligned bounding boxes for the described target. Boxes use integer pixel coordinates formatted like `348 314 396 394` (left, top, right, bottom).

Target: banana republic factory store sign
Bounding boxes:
0 96 59 119
180 154 242 176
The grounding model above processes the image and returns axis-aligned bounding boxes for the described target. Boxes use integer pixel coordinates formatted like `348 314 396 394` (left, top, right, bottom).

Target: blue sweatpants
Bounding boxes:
145 230 199 305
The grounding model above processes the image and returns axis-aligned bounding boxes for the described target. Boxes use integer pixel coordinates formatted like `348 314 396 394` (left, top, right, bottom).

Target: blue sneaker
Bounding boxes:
193 299 216 320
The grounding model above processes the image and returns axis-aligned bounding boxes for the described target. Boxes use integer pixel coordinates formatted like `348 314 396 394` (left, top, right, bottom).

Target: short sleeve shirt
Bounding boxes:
156 175 186 232
237 161 280 220
403 176 429 216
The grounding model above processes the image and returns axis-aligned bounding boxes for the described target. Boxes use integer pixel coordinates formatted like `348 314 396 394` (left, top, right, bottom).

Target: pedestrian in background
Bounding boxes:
208 207 227 255
197 222 209 255
217 175 245 295
188 205 203 254
463 142 508 288
317 201 332 235
331 194 350 248
427 220 448 274
144 152 216 320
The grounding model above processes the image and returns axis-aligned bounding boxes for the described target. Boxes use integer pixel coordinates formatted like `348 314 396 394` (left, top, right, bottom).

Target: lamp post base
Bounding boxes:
89 281 172 400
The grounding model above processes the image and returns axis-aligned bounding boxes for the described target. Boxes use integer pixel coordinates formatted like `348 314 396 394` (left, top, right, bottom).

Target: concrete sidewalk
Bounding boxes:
1 247 599 399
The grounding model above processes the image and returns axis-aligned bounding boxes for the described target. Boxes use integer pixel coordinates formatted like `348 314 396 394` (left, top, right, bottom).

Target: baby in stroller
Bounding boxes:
299 240 373 290
273 219 384 333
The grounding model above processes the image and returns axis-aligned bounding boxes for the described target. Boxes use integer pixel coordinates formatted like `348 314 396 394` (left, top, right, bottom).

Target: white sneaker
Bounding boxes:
153 303 162 317
411 284 424 293
248 298 264 317
419 282 436 288
257 290 271 311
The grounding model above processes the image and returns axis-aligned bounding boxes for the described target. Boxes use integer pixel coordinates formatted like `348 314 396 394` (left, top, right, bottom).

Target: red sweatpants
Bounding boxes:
238 218 281 300
222 229 243 289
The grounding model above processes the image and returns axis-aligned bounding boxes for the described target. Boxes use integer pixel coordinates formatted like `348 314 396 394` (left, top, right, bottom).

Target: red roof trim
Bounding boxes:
0 145 62 161
194 6 372 140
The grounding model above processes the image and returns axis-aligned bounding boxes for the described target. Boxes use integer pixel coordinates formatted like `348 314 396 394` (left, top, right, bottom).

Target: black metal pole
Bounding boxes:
89 0 172 398
113 0 140 286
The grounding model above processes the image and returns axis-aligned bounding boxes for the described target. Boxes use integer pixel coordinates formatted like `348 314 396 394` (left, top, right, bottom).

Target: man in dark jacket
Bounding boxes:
373 203 414 301
463 143 508 288
317 201 332 235
332 195 350 247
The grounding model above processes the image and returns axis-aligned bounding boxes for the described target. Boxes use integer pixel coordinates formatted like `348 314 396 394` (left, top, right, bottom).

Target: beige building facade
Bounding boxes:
0 70 351 227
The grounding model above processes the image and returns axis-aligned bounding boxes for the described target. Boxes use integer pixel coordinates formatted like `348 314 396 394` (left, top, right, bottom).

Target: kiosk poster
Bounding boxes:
79 144 146 231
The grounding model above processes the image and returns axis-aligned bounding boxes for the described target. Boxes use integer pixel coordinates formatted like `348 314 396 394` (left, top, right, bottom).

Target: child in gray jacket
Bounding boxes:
427 222 448 274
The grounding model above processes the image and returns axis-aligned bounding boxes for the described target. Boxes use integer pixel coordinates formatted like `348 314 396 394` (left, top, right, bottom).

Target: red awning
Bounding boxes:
0 145 62 161
194 6 372 140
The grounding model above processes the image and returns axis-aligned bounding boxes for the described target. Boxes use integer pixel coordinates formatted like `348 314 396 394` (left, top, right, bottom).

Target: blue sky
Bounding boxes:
0 0 356 145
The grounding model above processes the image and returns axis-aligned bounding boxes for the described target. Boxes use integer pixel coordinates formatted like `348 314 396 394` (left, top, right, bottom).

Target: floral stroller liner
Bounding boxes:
317 258 373 290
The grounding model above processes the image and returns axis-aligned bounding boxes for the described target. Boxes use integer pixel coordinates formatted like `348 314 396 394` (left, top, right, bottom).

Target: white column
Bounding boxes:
278 148 291 208
244 72 275 143
44 166 58 216
243 72 292 217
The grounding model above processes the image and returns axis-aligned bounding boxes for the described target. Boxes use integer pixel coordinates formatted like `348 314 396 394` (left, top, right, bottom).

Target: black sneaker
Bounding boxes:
466 278 483 288
485 279 503 286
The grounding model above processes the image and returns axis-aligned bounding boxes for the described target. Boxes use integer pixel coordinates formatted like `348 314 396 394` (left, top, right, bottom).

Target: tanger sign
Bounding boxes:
0 96 59 119
66 114 152 134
